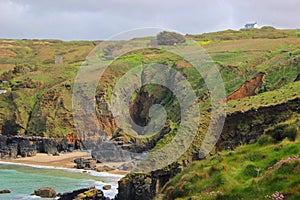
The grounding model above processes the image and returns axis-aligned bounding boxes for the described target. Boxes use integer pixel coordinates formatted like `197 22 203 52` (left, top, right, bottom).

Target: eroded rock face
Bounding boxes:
0 141 18 159
116 173 155 200
226 72 265 101
0 136 79 159
117 97 300 200
217 98 299 151
91 141 132 162
115 163 181 200
34 187 56 198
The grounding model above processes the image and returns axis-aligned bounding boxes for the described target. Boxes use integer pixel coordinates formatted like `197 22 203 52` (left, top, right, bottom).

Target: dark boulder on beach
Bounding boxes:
96 165 116 172
34 187 56 198
74 157 97 170
118 161 136 171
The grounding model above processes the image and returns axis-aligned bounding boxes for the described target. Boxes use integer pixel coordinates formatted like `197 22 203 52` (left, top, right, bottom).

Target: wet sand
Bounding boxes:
0 152 129 175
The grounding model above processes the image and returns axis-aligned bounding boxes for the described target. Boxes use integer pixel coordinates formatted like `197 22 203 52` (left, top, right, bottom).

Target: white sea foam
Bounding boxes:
0 161 123 178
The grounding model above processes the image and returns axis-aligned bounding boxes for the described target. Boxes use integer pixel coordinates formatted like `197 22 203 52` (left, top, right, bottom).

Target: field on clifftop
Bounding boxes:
0 27 299 138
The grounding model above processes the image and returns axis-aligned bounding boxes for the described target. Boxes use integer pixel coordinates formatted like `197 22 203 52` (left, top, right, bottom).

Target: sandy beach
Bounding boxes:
0 152 129 175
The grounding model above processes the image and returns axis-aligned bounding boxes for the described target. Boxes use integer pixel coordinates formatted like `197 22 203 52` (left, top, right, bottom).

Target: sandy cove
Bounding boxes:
0 151 129 175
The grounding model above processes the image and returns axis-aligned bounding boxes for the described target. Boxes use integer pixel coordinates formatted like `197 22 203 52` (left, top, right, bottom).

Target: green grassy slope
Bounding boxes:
0 28 299 140
0 39 96 135
160 121 300 199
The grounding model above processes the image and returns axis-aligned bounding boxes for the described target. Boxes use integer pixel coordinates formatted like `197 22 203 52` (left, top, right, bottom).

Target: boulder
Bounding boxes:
58 188 89 200
102 185 112 190
74 158 97 170
77 188 104 199
0 189 11 194
34 187 56 198
118 161 136 171
58 187 106 200
91 141 132 162
96 165 115 172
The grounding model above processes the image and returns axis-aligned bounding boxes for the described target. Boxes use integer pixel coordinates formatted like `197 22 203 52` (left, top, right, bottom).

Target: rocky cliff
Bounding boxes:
116 96 300 200
217 97 299 150
116 163 181 200
0 135 81 159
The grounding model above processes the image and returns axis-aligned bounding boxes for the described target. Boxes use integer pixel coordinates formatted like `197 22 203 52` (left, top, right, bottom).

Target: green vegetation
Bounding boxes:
0 27 299 199
227 81 300 114
0 28 299 139
0 39 95 136
191 27 299 41
160 127 300 199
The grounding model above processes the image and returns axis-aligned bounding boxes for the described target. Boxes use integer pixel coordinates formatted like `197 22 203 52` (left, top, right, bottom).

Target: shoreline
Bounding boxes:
0 152 129 176
0 153 126 199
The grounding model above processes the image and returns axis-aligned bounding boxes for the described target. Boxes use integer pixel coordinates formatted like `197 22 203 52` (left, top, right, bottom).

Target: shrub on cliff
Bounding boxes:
156 31 185 45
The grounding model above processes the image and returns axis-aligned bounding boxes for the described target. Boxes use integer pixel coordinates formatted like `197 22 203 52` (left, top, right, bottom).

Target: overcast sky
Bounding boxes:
0 0 299 40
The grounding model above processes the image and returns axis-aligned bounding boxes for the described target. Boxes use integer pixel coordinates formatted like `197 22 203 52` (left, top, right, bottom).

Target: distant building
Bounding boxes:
55 55 63 65
244 22 258 29
0 90 7 94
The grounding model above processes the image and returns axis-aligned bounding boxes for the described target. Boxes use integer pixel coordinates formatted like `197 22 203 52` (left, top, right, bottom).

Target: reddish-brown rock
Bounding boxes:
226 72 265 101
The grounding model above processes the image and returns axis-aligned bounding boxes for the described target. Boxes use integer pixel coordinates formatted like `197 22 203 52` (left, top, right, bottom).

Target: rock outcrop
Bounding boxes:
216 98 299 150
226 72 265 101
115 163 181 200
91 141 132 162
0 189 11 194
34 187 56 198
58 187 107 200
116 97 299 200
74 157 97 170
0 136 80 159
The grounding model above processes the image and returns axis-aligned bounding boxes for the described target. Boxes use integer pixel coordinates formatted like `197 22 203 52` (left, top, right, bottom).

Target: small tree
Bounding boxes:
156 31 186 45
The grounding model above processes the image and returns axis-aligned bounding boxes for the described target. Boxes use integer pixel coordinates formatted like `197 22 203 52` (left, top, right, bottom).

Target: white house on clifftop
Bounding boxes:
244 22 258 29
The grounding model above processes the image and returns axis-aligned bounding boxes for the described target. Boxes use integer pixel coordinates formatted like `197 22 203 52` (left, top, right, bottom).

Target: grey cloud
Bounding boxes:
0 0 299 40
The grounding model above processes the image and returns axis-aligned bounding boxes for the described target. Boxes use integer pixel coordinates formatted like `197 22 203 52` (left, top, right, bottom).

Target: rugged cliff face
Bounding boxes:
217 97 299 150
116 96 300 200
0 135 81 159
116 163 181 200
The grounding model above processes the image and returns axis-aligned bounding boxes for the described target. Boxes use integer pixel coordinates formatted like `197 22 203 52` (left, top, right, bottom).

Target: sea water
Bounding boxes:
0 162 123 200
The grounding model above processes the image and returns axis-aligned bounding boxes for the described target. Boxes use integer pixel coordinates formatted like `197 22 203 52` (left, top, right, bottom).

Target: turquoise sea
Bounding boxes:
0 162 123 200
